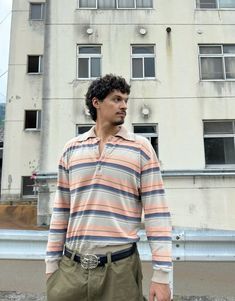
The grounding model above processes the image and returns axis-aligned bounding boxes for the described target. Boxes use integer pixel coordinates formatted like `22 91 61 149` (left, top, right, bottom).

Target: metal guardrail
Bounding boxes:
0 228 235 261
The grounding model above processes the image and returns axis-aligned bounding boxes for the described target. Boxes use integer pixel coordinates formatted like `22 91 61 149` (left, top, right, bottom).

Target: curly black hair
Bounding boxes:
85 74 131 121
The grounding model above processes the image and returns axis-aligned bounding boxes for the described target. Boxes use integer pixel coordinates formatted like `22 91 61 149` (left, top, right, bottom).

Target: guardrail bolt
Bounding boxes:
176 257 180 260
176 244 180 248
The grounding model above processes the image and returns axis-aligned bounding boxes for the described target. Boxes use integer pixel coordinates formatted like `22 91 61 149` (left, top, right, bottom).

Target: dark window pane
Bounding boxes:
22 176 37 196
199 46 222 54
200 57 224 79
205 137 235 164
25 111 37 129
79 47 101 54
225 57 235 79
78 58 89 78
150 136 158 155
77 126 92 135
198 0 217 8
204 122 234 134
98 0 116 8
132 46 154 54
28 56 40 73
118 0 135 8
223 45 235 54
30 4 44 20
134 125 157 133
79 0 96 8
91 58 101 77
136 0 153 8
132 58 143 78
144 57 155 77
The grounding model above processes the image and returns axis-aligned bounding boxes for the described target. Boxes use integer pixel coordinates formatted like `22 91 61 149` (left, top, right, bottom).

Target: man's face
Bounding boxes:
94 90 129 126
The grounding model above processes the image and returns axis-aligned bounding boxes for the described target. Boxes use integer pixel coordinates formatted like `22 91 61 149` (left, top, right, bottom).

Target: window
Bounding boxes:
131 46 155 79
30 3 45 20
133 124 158 155
27 55 43 73
77 46 101 79
199 45 235 80
204 121 235 166
24 110 41 130
76 125 93 135
196 0 235 8
78 0 153 9
22 176 37 197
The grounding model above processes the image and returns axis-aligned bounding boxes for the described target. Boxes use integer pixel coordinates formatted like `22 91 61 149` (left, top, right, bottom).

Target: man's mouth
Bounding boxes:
117 112 126 117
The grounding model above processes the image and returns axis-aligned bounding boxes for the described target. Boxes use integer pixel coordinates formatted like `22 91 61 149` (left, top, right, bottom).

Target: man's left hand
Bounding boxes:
149 282 171 301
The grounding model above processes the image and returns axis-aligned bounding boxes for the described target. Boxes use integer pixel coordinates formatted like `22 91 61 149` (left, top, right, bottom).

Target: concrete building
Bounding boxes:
2 0 235 232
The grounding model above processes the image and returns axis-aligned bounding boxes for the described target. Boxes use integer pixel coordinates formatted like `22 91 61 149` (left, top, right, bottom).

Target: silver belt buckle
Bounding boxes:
80 254 100 269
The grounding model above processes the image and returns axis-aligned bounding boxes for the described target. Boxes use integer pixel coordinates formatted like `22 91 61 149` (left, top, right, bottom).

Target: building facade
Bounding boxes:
2 0 235 231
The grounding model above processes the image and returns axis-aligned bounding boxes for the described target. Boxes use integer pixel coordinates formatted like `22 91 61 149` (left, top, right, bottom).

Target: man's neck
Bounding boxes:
94 123 122 141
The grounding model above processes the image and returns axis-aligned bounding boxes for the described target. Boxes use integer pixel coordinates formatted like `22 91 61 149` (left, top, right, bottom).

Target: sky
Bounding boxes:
0 0 12 103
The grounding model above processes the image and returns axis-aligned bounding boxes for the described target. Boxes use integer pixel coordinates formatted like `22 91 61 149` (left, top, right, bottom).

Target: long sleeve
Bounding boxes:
45 148 71 274
140 139 172 283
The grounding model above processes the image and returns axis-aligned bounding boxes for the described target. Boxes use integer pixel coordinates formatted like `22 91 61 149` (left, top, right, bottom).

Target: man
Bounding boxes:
46 74 172 301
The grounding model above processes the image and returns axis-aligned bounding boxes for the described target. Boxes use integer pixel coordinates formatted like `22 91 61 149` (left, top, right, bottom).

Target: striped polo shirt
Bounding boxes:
46 126 172 281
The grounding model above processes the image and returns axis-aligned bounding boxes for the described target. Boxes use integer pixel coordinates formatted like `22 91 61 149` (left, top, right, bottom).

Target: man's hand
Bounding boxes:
149 282 171 301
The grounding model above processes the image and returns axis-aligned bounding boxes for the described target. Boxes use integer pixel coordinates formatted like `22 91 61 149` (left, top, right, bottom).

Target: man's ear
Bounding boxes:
92 97 100 109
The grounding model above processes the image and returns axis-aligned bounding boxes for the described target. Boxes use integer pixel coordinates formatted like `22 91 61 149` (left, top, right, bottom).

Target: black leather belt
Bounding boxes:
64 243 136 269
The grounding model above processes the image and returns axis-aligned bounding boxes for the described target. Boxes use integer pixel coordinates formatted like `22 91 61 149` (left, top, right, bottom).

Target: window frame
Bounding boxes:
76 124 93 136
203 120 235 168
24 110 41 131
27 55 43 74
133 123 158 155
131 45 156 80
196 0 235 9
198 44 235 81
77 0 153 9
77 45 102 80
29 3 45 20
22 176 38 198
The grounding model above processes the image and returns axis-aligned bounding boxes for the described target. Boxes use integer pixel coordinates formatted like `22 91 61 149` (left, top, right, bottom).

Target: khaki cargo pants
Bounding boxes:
47 249 147 301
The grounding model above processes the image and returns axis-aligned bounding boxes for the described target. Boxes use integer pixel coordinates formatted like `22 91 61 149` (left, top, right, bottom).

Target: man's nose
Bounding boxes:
120 100 128 109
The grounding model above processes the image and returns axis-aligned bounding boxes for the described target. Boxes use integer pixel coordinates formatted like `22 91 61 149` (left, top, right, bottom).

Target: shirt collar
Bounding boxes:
77 125 135 142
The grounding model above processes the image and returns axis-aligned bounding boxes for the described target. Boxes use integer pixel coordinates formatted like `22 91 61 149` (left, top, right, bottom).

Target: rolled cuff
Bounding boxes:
45 260 59 274
151 270 170 284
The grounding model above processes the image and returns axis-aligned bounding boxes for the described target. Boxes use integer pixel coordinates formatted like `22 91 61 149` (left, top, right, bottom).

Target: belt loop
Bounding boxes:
107 252 112 266
71 250 76 261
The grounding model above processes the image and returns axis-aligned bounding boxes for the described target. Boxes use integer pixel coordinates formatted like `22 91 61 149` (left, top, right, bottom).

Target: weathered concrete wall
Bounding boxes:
1 0 45 200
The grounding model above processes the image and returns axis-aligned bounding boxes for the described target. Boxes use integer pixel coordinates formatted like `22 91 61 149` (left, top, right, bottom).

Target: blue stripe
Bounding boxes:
46 251 63 256
70 210 141 222
71 183 139 200
153 261 172 267
49 229 67 234
59 165 69 173
147 236 172 241
58 186 70 192
142 189 165 197
142 167 160 175
53 208 70 212
145 212 171 218
67 235 139 243
70 161 140 179
70 162 97 171
101 162 140 178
